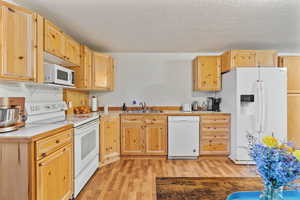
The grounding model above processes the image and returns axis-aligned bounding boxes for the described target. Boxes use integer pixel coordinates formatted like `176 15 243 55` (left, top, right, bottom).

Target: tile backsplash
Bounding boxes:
0 82 63 103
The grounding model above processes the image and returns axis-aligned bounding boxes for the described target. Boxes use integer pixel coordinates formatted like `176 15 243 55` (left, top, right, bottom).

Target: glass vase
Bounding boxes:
259 185 284 200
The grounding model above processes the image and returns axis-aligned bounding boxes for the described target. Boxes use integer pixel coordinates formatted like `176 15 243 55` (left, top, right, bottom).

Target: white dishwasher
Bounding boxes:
168 116 200 159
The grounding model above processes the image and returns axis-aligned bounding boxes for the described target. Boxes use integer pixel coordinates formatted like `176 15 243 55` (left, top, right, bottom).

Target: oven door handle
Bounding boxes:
75 120 99 130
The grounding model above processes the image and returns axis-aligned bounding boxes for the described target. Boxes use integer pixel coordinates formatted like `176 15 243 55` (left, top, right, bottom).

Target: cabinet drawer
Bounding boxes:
201 132 228 139
35 129 72 160
201 116 229 123
121 116 143 123
144 116 166 124
201 124 229 132
200 139 229 155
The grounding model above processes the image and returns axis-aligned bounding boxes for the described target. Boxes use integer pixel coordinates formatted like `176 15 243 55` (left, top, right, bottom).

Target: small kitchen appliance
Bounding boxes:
182 104 192 112
44 63 75 86
0 97 26 133
191 101 200 111
207 97 222 112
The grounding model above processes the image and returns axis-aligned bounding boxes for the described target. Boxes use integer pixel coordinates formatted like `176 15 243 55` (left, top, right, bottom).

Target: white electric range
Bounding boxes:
26 101 100 198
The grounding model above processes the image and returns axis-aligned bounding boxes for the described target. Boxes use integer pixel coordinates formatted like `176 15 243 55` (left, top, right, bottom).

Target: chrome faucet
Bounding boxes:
139 102 147 111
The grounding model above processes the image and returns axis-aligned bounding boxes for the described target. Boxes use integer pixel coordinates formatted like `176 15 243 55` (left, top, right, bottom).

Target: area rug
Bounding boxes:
156 177 263 200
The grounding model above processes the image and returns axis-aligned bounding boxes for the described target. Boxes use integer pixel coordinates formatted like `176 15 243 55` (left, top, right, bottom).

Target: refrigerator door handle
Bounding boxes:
260 81 266 133
255 81 261 133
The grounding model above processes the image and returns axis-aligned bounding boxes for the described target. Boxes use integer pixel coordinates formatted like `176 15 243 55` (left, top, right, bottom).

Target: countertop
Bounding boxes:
119 110 230 116
0 110 229 140
0 112 100 140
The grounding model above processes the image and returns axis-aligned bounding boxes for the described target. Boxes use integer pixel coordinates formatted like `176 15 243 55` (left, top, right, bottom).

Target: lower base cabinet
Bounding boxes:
36 143 73 200
200 115 230 155
100 115 120 166
0 125 73 200
288 94 300 147
121 115 167 156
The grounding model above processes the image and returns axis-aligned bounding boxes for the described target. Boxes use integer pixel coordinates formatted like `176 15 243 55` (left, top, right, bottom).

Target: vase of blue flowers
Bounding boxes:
248 135 300 200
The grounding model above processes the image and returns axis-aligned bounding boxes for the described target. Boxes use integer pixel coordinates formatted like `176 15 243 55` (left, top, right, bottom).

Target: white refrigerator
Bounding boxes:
220 67 287 164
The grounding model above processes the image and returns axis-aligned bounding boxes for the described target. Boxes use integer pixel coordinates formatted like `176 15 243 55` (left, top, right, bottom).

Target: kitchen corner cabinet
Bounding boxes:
278 56 300 93
121 115 167 155
193 56 221 91
100 115 120 166
221 50 278 73
0 126 74 200
287 94 300 147
44 19 81 66
200 115 230 155
0 3 37 82
92 52 115 91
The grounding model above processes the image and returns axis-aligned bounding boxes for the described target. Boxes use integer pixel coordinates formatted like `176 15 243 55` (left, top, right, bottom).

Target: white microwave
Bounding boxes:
44 63 75 86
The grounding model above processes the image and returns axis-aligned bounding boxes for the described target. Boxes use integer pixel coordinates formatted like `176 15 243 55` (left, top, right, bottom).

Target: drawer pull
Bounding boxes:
41 153 47 157
56 140 60 144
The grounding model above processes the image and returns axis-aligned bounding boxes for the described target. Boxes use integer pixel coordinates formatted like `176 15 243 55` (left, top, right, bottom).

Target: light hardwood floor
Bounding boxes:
76 157 257 200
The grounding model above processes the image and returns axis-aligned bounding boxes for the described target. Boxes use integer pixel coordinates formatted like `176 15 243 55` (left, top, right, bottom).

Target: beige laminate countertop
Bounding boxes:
99 111 230 116
0 113 100 141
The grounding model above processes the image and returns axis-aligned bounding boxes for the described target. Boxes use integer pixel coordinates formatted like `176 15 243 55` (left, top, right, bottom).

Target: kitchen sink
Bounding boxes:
126 110 163 114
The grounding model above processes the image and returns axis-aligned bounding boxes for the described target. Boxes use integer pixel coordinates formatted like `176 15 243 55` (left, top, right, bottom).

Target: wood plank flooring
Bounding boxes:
76 157 257 200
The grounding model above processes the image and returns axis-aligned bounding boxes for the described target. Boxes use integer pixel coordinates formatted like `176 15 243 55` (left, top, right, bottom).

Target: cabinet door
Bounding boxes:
92 52 114 90
256 50 277 67
233 51 256 67
121 122 144 155
36 144 73 200
145 123 167 155
74 46 92 88
193 56 221 91
44 20 65 58
65 36 81 66
288 94 300 147
0 6 36 81
279 56 300 93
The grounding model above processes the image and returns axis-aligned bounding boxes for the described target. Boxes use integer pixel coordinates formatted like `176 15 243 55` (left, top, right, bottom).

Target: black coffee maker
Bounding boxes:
207 97 221 112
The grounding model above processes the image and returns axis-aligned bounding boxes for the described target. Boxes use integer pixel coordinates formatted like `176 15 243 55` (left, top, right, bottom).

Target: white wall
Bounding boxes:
0 82 62 103
91 53 219 107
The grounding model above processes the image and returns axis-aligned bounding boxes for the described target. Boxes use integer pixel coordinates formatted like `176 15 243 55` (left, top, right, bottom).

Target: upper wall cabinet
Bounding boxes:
44 19 81 66
64 35 81 65
72 45 92 89
193 56 221 91
92 52 115 91
0 3 37 81
278 56 300 93
221 50 278 73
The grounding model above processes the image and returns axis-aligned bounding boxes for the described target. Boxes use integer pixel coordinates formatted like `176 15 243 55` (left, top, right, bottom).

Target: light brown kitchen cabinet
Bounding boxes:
121 115 167 155
0 125 74 200
221 50 278 73
44 19 65 59
0 3 37 81
200 115 230 155
287 94 300 147
64 36 81 66
100 115 120 166
36 143 73 200
44 19 81 66
72 45 92 89
92 52 115 91
121 117 144 155
193 56 221 91
278 56 300 93
144 123 167 154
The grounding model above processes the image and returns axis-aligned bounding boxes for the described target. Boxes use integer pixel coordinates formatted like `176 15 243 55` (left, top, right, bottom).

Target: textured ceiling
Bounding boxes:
14 0 300 52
